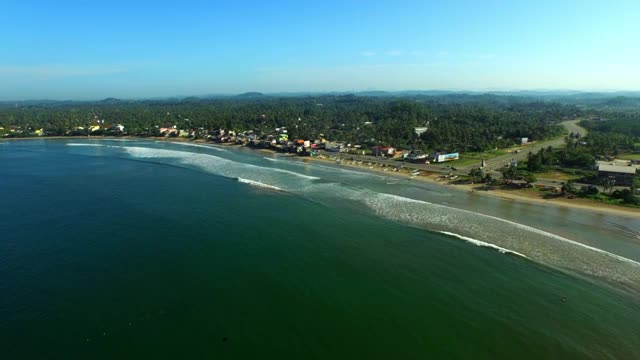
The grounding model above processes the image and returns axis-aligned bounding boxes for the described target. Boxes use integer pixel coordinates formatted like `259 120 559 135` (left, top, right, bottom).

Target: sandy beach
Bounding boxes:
299 152 640 217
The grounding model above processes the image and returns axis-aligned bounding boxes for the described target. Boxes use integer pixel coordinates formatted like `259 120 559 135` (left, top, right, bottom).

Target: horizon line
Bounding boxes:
2 88 640 103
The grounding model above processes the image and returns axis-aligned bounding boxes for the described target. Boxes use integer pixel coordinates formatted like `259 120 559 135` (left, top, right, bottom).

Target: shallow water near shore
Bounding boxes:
2 139 640 359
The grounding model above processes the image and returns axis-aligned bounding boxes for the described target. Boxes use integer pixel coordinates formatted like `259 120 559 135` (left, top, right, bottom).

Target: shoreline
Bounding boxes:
299 153 640 217
5 135 640 217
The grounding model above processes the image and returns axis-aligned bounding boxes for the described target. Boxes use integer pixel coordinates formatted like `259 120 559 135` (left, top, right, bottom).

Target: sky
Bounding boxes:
0 0 639 100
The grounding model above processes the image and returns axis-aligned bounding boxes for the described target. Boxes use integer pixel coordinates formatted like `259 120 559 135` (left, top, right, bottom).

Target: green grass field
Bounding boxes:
535 170 583 181
614 153 640 161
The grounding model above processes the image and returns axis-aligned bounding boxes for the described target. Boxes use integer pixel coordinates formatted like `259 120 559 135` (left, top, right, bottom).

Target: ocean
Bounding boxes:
1 139 639 359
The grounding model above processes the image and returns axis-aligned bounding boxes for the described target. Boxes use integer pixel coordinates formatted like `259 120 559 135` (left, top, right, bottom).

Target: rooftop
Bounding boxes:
597 164 637 174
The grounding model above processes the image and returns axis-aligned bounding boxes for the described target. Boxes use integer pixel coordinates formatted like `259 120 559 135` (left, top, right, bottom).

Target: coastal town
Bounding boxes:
3 112 640 213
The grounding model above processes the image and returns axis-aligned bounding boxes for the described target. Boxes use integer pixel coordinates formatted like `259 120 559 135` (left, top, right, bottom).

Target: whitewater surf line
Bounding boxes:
439 231 529 258
165 141 230 152
71 141 640 290
236 178 284 191
66 143 106 147
365 192 640 268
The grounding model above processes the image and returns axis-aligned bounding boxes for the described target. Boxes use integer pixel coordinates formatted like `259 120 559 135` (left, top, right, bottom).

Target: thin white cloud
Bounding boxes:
360 51 377 57
0 65 129 78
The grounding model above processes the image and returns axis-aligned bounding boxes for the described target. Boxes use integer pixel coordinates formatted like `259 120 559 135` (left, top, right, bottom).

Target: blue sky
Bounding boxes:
1 0 639 99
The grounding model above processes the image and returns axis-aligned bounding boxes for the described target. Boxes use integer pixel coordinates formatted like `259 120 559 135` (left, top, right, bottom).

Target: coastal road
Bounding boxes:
316 120 588 178
458 120 588 173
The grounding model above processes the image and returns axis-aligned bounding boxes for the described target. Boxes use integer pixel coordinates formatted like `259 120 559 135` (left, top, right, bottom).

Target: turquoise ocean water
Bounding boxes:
1 139 639 359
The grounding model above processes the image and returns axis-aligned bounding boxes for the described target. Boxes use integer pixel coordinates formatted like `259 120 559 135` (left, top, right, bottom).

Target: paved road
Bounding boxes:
458 120 588 173
316 120 588 179
563 119 588 138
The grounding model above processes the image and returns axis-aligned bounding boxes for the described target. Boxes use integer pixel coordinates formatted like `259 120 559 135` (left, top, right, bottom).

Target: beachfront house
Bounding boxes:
326 141 347 153
597 163 637 186
372 146 396 157
160 128 179 136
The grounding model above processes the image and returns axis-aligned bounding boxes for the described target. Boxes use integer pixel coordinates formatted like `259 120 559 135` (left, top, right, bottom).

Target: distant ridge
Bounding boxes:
100 97 122 104
236 92 265 98
2 90 640 111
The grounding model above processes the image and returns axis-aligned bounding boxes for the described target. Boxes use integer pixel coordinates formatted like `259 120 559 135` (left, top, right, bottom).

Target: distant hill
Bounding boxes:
100 97 122 104
236 92 265 98
356 91 390 97
2 90 639 110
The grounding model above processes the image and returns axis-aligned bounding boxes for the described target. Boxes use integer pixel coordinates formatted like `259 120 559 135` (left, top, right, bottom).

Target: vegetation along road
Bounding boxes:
458 120 589 173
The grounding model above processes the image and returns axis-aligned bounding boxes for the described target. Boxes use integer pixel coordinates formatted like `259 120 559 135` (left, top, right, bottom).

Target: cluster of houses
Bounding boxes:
200 127 461 164
207 127 329 155
68 118 126 135
1 119 460 166
1 125 23 136
1 125 45 137
158 125 192 137
0 118 129 137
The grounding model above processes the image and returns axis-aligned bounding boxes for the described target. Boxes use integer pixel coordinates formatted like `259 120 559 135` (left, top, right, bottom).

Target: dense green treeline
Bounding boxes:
524 112 640 177
580 112 640 137
0 96 573 152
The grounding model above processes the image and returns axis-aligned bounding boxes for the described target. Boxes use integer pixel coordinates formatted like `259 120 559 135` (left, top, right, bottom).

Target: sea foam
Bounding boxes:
107 143 640 289
121 146 318 191
66 143 105 147
236 178 284 191
167 141 229 152
439 231 529 258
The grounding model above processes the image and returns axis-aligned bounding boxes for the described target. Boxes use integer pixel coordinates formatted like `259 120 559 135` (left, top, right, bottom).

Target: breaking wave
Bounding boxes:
80 142 640 290
352 191 640 289
66 143 105 147
439 231 528 258
236 178 284 191
167 141 229 152
121 146 319 190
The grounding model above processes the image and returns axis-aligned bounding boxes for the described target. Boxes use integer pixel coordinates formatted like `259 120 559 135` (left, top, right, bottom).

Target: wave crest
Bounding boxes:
236 178 283 191
439 231 528 258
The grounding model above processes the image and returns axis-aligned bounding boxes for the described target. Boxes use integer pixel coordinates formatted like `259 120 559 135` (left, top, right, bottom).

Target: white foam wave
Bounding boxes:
236 178 283 191
302 162 395 180
76 142 640 288
121 146 319 190
439 231 528 258
66 143 105 147
264 157 393 180
367 193 640 265
354 191 640 288
270 167 320 180
483 211 640 268
168 142 229 152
